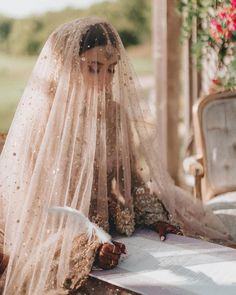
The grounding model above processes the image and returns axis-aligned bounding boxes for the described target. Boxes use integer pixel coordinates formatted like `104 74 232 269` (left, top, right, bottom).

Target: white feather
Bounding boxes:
48 206 112 244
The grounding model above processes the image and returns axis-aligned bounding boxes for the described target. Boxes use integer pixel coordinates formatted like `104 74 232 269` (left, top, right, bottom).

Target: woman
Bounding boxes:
0 17 231 294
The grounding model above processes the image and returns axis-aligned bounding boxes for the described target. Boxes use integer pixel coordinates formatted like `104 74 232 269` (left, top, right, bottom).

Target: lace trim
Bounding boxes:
133 186 169 226
113 204 135 236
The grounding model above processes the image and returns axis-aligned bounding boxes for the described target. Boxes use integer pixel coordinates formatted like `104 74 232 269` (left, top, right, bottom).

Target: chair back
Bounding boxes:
193 91 236 201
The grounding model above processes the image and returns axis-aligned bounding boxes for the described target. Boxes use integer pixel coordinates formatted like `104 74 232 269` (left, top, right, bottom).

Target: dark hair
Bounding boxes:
79 23 117 55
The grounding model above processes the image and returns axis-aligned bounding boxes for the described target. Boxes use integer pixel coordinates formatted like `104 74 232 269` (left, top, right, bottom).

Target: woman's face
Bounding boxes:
80 45 119 92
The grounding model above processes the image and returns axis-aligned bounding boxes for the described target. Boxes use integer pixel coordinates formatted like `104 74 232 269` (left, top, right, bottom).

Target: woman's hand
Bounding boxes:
95 241 126 270
0 252 9 276
154 221 183 241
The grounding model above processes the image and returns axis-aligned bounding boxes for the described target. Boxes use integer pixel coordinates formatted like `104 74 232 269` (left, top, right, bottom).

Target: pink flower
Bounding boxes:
228 22 234 31
210 19 223 33
227 19 236 31
209 29 221 43
218 10 227 20
225 31 233 40
212 79 221 85
231 0 236 8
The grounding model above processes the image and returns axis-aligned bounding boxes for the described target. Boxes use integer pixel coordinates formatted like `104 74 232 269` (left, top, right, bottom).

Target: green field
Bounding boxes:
0 54 37 132
0 51 152 133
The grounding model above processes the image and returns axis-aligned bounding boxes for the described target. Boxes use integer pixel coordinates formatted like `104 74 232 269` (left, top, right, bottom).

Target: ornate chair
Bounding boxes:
183 90 236 239
184 91 236 237
184 90 236 202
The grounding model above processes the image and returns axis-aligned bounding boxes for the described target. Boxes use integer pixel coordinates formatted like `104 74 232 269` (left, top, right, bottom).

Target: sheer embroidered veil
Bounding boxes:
0 16 231 294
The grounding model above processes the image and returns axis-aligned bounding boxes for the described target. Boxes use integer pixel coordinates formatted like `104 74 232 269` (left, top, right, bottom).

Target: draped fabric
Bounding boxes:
0 17 231 294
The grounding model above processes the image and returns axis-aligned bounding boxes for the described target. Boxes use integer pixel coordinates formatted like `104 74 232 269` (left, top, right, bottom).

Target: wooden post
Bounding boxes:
153 0 182 183
183 14 202 158
153 0 167 167
166 0 182 182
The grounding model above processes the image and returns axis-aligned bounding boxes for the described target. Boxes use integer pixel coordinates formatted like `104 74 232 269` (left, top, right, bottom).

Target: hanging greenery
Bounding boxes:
178 0 236 89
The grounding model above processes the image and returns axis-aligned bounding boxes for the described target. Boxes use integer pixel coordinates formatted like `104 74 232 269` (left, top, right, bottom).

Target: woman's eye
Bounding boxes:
108 67 115 74
88 65 100 74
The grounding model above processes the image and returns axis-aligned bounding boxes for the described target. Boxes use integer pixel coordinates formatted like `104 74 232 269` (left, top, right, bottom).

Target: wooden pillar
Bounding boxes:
166 0 182 182
153 0 167 166
153 0 182 183
182 37 198 157
183 14 202 157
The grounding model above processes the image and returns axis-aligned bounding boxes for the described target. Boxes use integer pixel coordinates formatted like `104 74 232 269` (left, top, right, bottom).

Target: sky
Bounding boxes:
0 0 106 18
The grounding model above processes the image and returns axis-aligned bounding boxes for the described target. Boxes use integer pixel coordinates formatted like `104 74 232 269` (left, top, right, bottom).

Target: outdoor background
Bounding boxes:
0 0 153 133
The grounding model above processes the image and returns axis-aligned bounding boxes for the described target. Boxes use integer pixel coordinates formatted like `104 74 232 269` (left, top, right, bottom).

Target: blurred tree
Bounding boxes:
0 0 151 55
8 19 43 55
0 19 12 40
0 17 13 51
118 0 151 43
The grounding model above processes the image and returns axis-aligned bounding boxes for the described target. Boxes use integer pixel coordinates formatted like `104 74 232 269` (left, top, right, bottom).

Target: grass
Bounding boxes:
0 44 153 132
128 43 153 75
0 54 36 132
130 56 153 75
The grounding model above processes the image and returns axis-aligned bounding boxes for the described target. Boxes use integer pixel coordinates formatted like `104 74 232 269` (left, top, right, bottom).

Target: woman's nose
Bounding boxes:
99 69 112 84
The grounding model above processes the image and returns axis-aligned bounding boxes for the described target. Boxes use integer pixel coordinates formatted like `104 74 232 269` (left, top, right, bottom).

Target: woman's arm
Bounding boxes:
132 172 182 240
132 172 169 226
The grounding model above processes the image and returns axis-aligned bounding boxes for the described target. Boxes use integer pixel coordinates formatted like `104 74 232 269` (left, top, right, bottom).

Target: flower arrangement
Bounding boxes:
178 0 236 89
209 1 236 58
